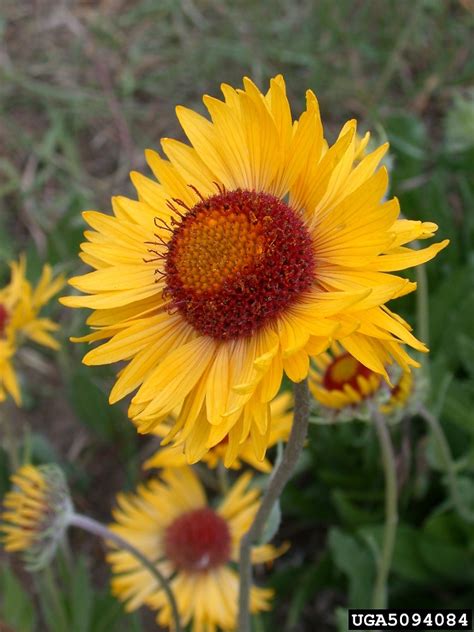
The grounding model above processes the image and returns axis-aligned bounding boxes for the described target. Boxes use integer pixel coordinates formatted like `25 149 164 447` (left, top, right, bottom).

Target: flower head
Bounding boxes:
1 464 73 570
145 391 293 471
107 467 282 631
0 257 64 404
61 75 448 463
309 342 424 422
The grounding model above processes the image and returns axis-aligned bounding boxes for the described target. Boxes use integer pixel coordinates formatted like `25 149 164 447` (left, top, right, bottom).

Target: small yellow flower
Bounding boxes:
309 342 421 422
107 467 284 631
61 75 448 464
145 391 293 472
0 256 64 404
1 464 73 570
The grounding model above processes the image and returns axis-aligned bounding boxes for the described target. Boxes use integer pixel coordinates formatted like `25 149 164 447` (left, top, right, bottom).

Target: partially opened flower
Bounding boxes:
309 342 424 422
61 75 447 463
1 464 73 570
107 467 281 631
0 257 64 404
145 391 292 472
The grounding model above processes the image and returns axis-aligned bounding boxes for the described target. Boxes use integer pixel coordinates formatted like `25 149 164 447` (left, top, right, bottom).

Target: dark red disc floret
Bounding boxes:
0 304 8 337
322 353 374 395
164 507 231 572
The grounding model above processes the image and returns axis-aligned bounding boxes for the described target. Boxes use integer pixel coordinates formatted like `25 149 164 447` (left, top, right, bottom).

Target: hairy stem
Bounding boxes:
69 513 182 632
371 408 398 609
238 379 310 632
419 406 474 523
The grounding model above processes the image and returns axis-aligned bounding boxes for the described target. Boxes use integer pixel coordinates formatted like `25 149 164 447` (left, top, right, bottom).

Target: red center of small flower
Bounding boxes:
323 353 376 395
164 189 315 340
0 304 8 337
164 507 231 572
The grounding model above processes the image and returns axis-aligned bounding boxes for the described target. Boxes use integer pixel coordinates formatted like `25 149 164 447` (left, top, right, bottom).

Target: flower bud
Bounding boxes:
1 464 73 570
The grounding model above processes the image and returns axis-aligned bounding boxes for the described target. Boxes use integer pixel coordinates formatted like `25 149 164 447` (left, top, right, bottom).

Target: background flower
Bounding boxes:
107 467 282 631
1 464 73 570
0 257 64 404
309 342 425 423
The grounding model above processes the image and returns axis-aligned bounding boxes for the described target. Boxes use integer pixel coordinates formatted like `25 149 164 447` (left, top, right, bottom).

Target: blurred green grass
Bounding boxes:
1 1 474 630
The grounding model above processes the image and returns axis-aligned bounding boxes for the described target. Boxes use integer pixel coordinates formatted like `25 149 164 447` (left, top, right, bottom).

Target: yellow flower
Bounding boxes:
107 467 282 631
1 464 72 570
61 75 448 464
0 256 64 404
309 342 419 421
145 391 292 473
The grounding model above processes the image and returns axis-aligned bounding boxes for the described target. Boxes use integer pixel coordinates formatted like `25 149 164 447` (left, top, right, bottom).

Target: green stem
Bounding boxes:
38 564 69 630
419 406 474 523
217 461 230 494
371 407 398 609
0 404 20 470
69 513 182 632
238 379 310 632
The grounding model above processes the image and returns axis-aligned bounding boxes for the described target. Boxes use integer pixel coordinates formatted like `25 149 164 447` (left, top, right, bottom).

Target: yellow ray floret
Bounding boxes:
61 75 448 464
145 390 293 472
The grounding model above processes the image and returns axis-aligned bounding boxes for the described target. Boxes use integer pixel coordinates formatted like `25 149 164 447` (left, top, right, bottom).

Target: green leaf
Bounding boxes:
69 557 93 632
284 556 333 630
0 564 36 632
332 489 380 527
386 113 427 161
445 89 474 153
259 500 281 545
456 333 474 377
37 567 70 632
68 367 123 441
418 534 474 582
390 525 433 584
335 606 349 632
328 527 374 608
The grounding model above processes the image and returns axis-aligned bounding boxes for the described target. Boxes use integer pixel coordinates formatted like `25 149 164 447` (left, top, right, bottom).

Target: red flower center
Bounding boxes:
0 304 8 337
164 189 315 340
323 352 377 396
164 507 231 572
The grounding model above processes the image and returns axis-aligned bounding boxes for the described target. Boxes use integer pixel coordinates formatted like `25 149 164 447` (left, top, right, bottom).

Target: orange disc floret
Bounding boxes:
164 189 315 339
